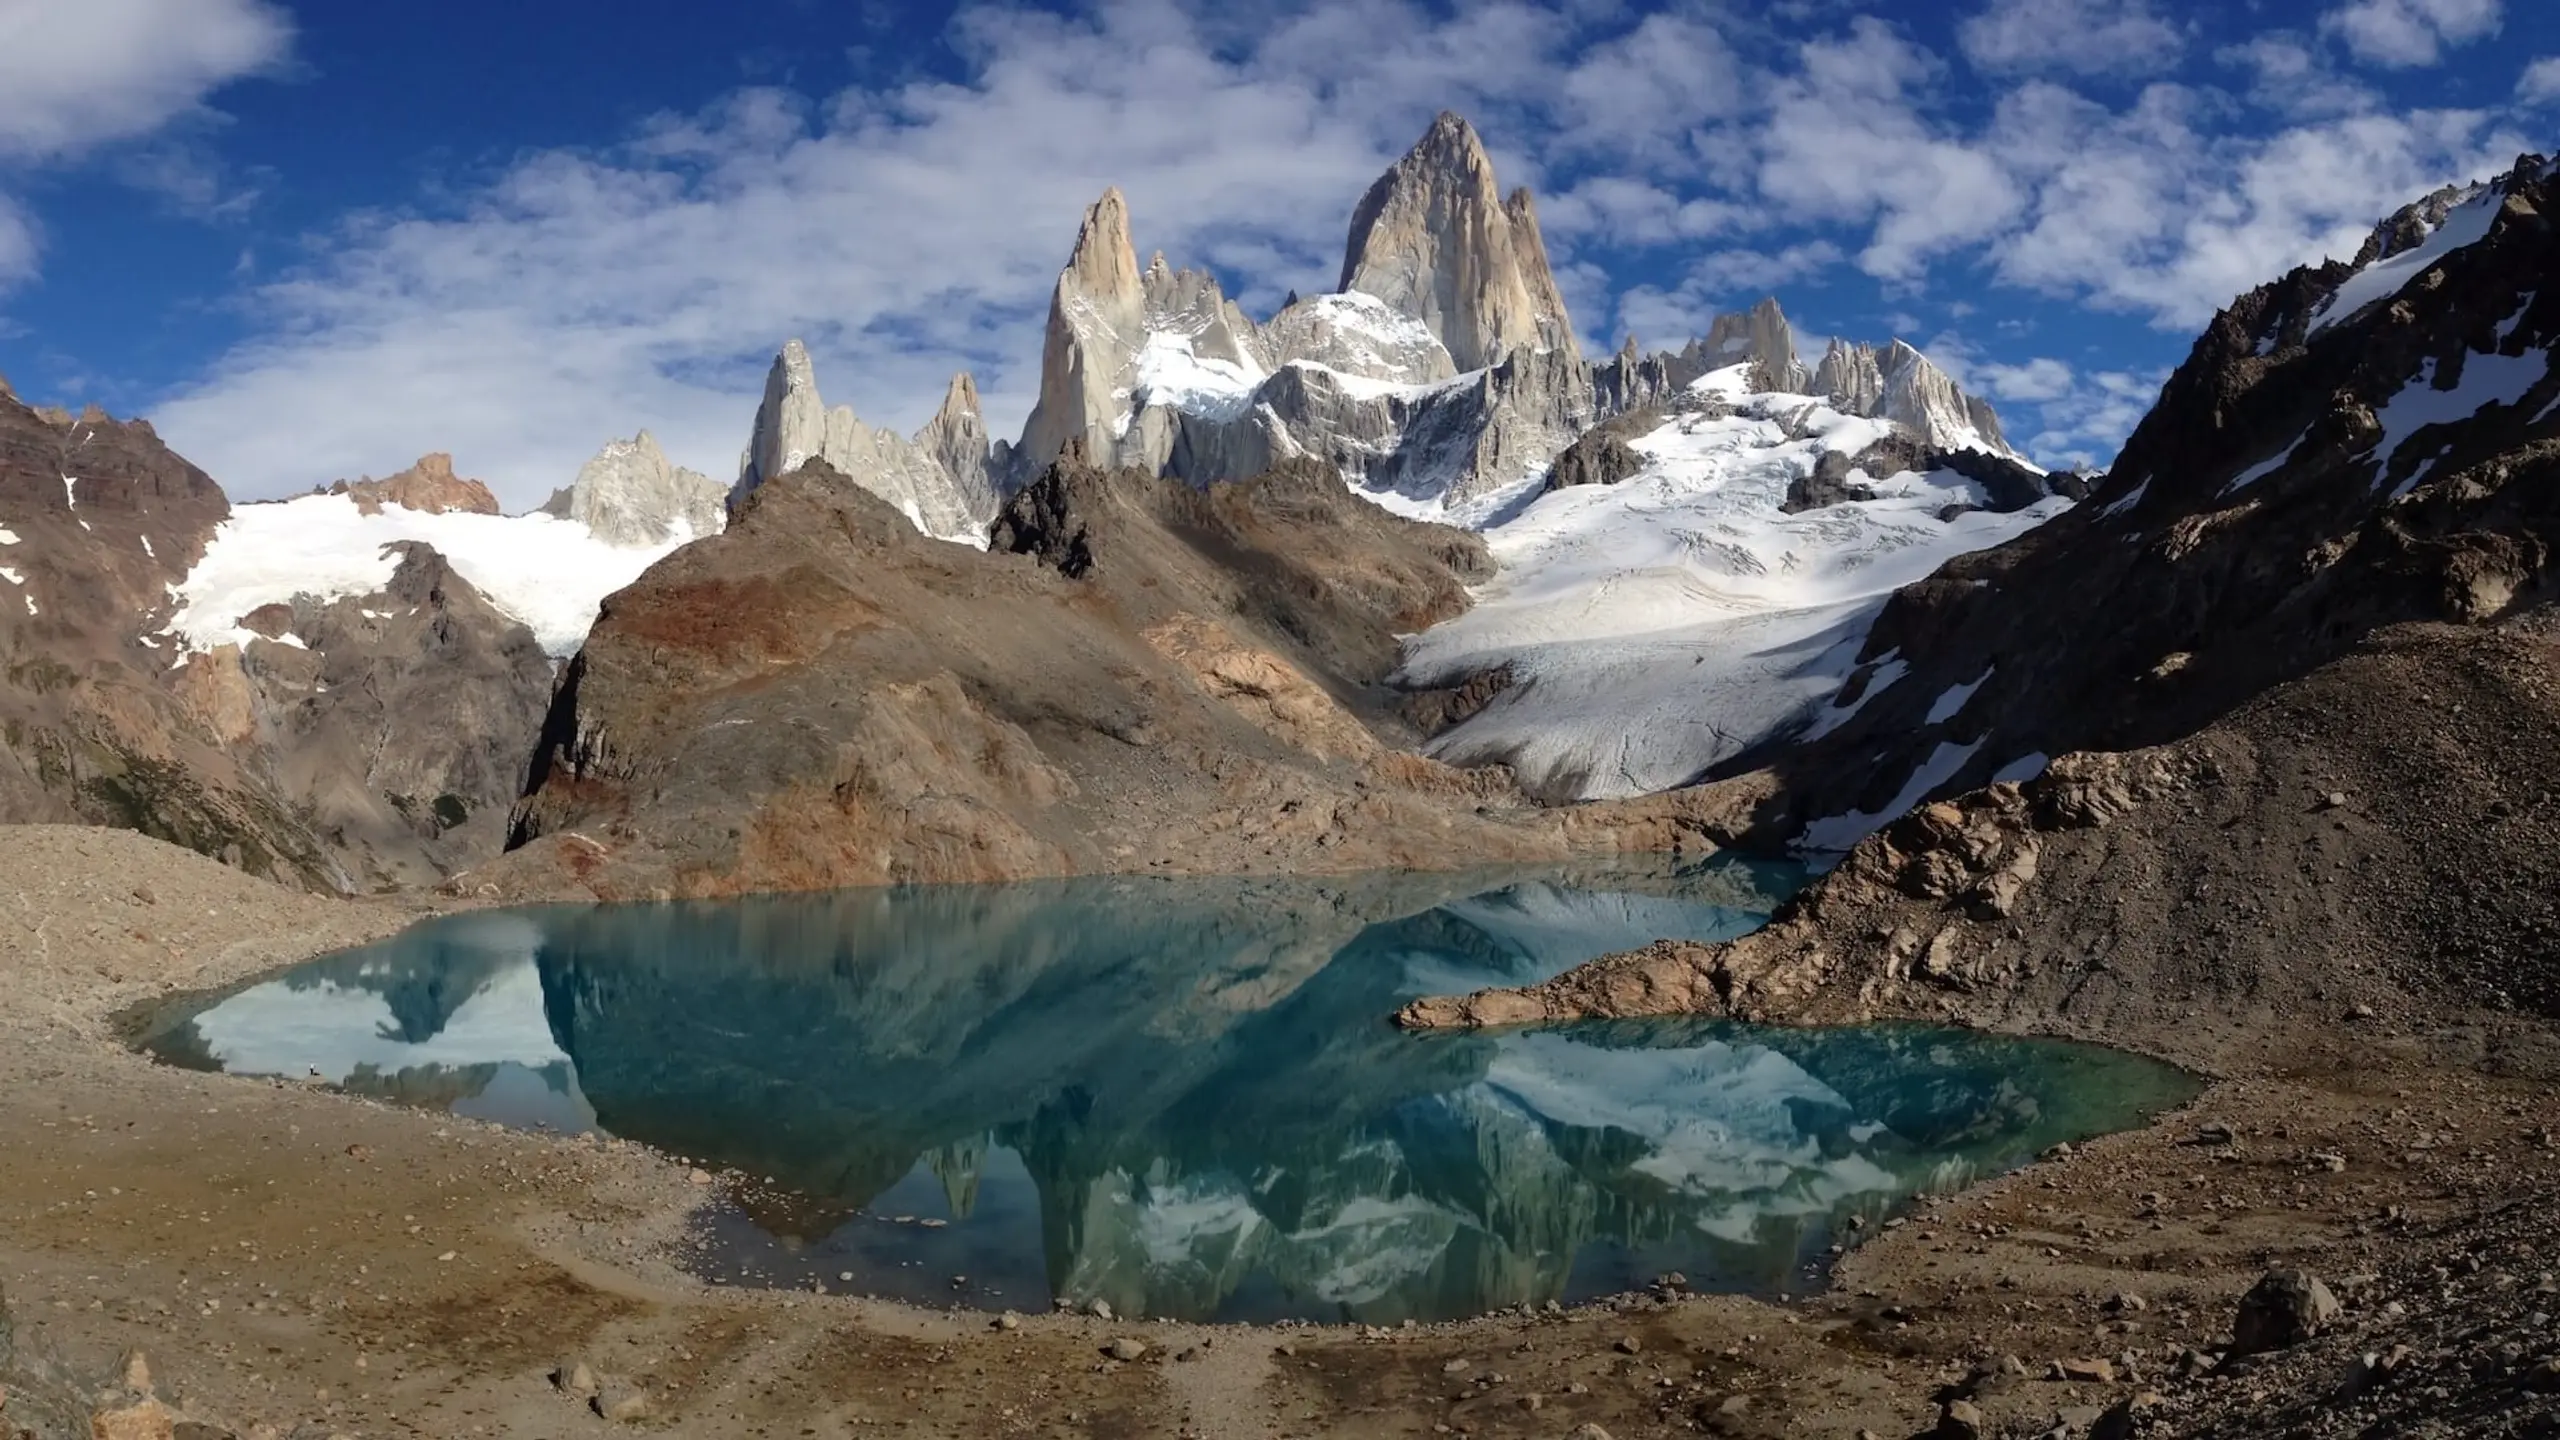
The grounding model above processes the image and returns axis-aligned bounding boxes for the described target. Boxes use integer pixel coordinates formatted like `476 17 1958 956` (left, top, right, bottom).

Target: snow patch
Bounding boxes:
0 566 20 585
1801 651 1907 743
2310 185 2499 336
1399 392 2065 800
2498 293 2538 345
171 493 689 657
138 534 154 559
2223 431 2310 496
1925 668 1993 726
1132 331 1266 423
0 526 18 545
2370 348 2552 498
1798 739 1987 856
2094 477 2150 520
1991 752 2050 786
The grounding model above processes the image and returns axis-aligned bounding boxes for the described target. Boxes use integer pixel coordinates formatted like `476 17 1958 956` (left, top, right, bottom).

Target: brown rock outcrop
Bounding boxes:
331 452 502 515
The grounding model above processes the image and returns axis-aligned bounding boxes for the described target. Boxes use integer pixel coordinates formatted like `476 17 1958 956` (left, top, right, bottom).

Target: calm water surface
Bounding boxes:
135 861 2198 1323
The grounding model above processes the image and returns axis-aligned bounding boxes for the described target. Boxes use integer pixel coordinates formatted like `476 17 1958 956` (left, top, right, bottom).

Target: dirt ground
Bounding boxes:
3 824 2555 1440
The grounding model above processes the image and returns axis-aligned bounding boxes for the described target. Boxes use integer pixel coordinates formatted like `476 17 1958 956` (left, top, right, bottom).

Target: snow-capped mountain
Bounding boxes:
790 112 2025 535
1397 363 2071 801
1719 149 2560 853
177 445 718 659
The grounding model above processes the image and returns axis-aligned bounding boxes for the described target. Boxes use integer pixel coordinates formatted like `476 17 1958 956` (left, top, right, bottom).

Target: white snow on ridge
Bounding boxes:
1397 389 2069 801
2223 432 2310 496
1132 331 1266 423
170 493 695 657
2371 348 2552 498
0 526 18 545
2310 185 2498 337
1799 738 1987 855
1926 668 1993 726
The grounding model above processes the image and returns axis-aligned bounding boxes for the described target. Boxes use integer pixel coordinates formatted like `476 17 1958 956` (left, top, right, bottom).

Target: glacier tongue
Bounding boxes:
1397 381 2071 801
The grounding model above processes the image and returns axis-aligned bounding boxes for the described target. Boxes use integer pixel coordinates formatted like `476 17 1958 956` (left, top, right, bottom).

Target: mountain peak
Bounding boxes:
568 431 726 547
1703 297 1809 393
1064 187 1142 308
1337 111 1576 372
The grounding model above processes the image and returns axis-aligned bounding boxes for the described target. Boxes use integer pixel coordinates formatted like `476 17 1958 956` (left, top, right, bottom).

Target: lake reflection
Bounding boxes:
137 861 2195 1322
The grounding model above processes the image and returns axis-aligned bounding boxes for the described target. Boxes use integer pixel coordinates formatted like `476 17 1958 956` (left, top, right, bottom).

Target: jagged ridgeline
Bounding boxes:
728 111 2022 539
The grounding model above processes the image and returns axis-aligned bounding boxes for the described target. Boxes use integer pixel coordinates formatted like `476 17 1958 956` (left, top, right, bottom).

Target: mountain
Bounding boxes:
1674 149 2560 854
979 113 2016 529
485 453 1752 900
1337 110 1579 373
538 430 725 546
731 339 1001 544
329 452 502 516
1391 348 2073 802
0 394 553 890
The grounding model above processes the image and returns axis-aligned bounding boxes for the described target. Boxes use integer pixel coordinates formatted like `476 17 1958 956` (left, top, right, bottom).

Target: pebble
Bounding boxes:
1087 1299 1114 1321
1104 1337 1148 1363
1614 1336 1642 1355
686 1169 713 1186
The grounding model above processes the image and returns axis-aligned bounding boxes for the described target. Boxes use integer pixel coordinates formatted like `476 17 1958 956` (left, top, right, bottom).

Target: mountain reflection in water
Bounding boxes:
137 861 2196 1323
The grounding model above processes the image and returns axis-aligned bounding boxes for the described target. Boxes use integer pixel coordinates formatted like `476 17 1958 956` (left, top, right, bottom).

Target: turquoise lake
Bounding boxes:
134 860 2197 1323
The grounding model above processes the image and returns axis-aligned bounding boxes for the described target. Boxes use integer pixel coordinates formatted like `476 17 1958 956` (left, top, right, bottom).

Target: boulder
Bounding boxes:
2232 1269 2341 1355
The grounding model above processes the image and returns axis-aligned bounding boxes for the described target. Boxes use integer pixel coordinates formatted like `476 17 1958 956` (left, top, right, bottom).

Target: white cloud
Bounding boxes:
153 0 1575 505
2320 0 2502 68
1614 240 1844 345
1984 80 2527 328
1957 0 2186 78
2217 33 2378 118
2519 56 2560 105
0 0 288 289
1756 20 2024 280
107 0 2554 494
0 0 290 162
1975 356 2076 402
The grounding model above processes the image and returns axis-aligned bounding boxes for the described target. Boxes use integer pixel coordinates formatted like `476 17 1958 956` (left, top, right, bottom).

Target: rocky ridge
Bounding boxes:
328 451 503 516
1696 150 2560 851
732 339 1002 544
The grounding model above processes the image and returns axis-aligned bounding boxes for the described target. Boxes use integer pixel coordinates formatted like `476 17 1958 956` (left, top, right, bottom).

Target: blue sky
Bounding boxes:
0 0 2554 505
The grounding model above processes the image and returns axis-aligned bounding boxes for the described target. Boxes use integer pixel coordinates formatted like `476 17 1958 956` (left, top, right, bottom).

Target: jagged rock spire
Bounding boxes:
1017 187 1148 469
1703 298 1810 394
737 339 828 504
732 340 1000 541
1338 112 1579 372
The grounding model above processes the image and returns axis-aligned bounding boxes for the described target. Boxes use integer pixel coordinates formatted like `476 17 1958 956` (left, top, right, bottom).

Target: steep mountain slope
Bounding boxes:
0 391 336 881
0 387 717 891
1395 362 2072 801
488 456 1753 900
1714 151 2560 852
